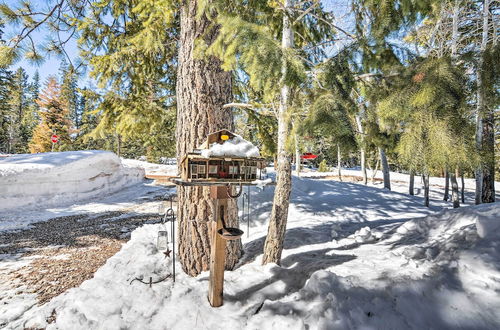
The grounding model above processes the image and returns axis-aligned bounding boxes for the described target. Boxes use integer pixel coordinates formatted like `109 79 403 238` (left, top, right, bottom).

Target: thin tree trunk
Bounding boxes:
176 0 241 276
294 131 300 176
409 171 415 195
116 134 121 157
369 159 379 184
451 168 460 208
360 148 367 184
262 0 294 265
337 144 342 182
480 0 495 203
443 169 450 201
423 173 430 207
461 172 465 203
475 0 491 204
355 114 367 185
379 147 391 190
450 0 461 209
451 0 460 58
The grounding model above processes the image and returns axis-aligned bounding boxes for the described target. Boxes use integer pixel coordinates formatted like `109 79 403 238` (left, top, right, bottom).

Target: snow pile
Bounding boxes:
0 151 144 211
15 224 243 330
201 135 260 158
122 159 178 177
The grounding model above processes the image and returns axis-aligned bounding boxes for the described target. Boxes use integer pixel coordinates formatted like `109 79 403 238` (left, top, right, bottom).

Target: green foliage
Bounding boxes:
7 67 31 153
377 56 476 173
302 52 358 157
482 43 500 113
60 62 80 132
318 159 328 172
78 0 178 157
0 45 18 68
204 15 306 103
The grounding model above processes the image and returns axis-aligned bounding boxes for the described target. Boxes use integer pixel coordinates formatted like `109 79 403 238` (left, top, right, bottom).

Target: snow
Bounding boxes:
2 160 500 329
0 151 144 212
121 159 177 177
200 134 260 158
252 178 273 189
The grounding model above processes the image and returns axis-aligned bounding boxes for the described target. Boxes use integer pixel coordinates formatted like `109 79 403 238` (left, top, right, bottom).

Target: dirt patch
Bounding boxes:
0 212 162 305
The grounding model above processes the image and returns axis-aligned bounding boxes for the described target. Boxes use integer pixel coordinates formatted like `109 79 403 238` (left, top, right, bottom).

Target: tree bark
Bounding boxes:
461 172 465 203
262 0 294 265
423 173 430 207
379 147 391 190
475 0 491 205
480 0 495 203
443 169 449 201
176 0 241 276
355 114 367 185
409 171 415 196
337 143 342 182
368 159 379 184
451 168 460 208
116 134 121 157
294 131 300 176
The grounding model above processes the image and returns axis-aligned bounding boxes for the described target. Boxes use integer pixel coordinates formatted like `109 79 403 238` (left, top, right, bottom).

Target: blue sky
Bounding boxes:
4 0 350 86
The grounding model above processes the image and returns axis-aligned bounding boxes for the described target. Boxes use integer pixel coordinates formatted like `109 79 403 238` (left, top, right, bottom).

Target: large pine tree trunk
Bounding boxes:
262 0 294 265
379 147 391 190
176 0 241 276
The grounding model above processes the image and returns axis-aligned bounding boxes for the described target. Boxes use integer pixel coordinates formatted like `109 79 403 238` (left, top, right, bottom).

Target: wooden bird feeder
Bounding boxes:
171 129 272 308
179 129 266 183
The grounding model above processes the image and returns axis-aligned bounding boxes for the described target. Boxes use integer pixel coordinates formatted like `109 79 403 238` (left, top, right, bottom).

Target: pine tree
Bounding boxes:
60 62 80 134
377 57 475 207
204 0 337 265
0 23 12 153
7 67 30 153
29 77 71 153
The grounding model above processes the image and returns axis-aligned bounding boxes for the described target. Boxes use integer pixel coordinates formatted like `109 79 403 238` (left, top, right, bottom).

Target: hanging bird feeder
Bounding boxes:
171 129 274 308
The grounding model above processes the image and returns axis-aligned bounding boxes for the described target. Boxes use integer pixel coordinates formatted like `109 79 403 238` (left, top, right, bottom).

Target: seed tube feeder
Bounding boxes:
171 129 273 307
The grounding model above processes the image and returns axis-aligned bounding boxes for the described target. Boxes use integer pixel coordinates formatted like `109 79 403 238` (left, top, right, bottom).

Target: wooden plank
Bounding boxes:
208 191 227 307
170 178 276 187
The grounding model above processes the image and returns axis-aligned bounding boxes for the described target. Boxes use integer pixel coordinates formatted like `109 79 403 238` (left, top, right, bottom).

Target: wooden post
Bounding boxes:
208 186 228 307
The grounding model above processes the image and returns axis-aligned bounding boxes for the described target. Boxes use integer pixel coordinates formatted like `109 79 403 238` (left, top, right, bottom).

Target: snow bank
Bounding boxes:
201 134 260 158
0 151 144 211
13 201 498 330
121 159 178 177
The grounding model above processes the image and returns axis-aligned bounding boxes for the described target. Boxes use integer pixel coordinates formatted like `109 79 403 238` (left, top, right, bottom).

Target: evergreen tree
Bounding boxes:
7 67 30 153
377 57 475 207
0 23 12 153
60 62 80 134
204 0 337 265
29 76 72 153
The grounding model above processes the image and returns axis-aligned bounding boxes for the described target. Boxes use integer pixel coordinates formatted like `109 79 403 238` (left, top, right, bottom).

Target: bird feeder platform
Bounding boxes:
172 129 274 308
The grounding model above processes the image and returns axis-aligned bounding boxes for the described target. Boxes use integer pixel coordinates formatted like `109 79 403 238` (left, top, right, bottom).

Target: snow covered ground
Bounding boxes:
2 162 498 329
0 151 145 213
121 159 178 178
